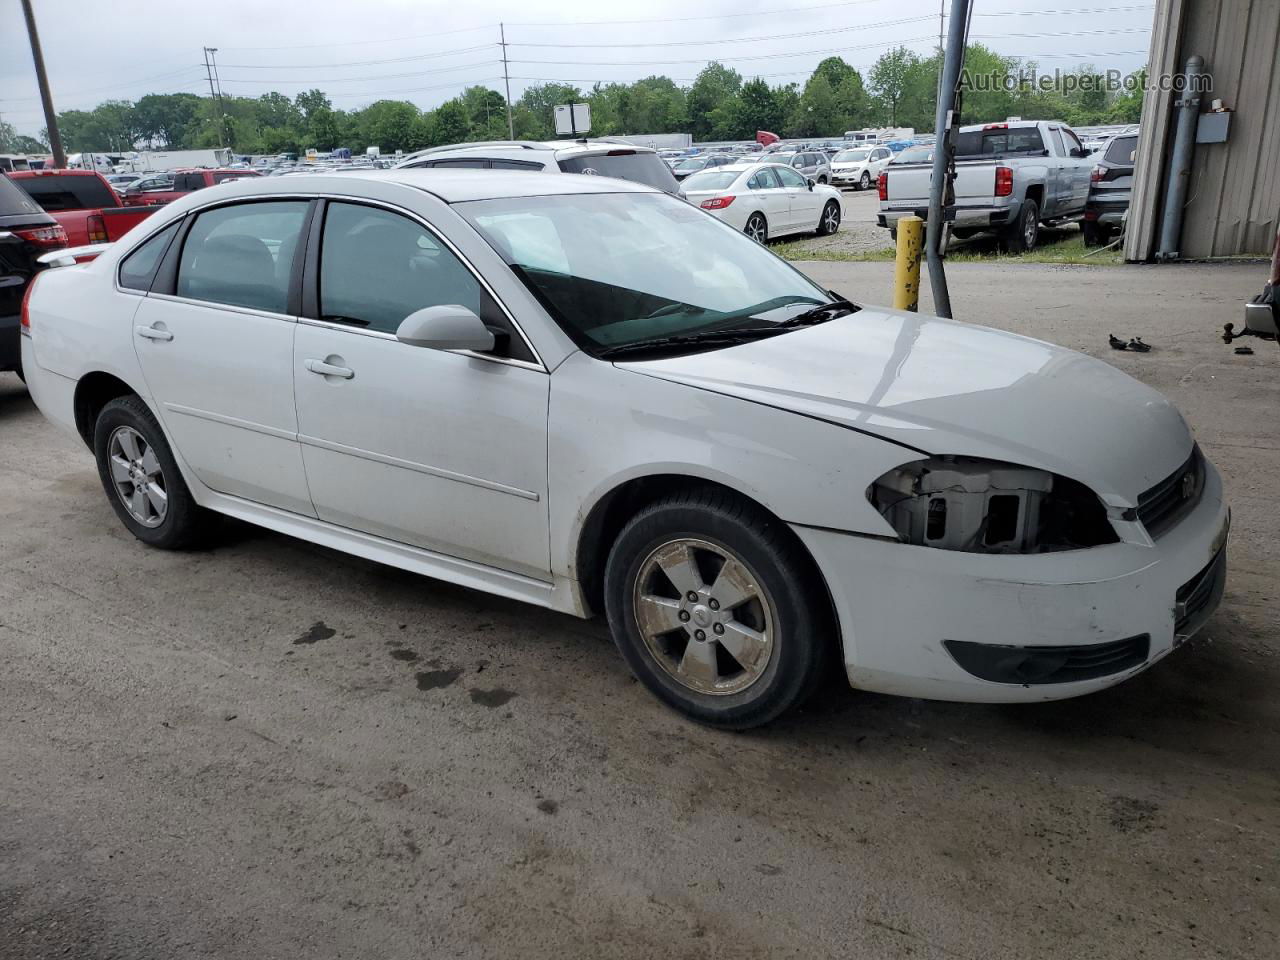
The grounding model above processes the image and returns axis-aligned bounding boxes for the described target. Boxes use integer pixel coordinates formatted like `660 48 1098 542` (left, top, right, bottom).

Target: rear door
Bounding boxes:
131 198 315 515
745 167 790 228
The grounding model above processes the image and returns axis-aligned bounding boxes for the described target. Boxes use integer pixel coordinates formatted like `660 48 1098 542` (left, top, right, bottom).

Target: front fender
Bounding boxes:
547 352 915 578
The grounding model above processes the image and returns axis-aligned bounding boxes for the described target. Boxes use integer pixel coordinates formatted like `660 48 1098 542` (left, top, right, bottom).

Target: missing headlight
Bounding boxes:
868 457 1118 553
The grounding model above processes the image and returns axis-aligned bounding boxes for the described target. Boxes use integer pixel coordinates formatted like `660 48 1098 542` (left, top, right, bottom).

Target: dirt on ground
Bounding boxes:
1 261 1276 959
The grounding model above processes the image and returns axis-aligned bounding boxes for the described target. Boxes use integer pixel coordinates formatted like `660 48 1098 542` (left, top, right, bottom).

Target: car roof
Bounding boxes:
397 139 658 165
207 168 659 203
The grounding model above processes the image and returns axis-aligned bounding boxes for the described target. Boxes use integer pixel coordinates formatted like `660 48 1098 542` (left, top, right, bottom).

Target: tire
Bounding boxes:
860 171 872 191
1002 197 1040 253
603 489 832 729
817 200 841 236
817 175 828 185
889 226 898 243
744 212 768 244
1082 221 1106 247
93 394 207 549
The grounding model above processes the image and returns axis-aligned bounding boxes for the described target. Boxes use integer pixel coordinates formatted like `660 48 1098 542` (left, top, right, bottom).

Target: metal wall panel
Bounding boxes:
1128 0 1280 260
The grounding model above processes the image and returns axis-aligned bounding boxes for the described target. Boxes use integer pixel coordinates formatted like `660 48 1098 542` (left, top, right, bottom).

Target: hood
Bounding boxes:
618 306 1192 504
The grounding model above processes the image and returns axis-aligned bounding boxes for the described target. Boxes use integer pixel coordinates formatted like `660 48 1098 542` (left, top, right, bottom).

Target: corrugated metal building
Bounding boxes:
1126 0 1280 261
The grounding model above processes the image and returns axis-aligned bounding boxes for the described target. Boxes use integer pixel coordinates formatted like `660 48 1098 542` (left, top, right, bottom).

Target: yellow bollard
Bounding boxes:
892 215 924 313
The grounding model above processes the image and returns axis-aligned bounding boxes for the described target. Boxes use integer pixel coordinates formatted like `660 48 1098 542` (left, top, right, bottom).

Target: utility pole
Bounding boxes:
500 23 514 139
202 46 223 147
208 47 233 149
20 0 65 168
925 0 973 320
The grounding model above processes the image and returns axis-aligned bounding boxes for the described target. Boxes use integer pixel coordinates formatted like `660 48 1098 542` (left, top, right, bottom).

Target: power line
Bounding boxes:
214 43 497 70
216 60 502 84
508 17 936 49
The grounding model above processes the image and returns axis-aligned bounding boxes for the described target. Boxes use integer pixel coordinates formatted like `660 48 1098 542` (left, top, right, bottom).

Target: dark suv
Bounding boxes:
1 173 67 378
1084 133 1138 246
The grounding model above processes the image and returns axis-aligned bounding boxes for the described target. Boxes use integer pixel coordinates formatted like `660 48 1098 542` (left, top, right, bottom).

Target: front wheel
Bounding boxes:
93 395 207 549
603 489 831 729
744 212 768 244
817 200 841 236
817 175 828 185
1002 198 1040 253
860 171 872 191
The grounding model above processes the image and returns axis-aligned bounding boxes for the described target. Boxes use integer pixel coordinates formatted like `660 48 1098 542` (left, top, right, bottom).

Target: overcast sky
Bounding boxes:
1 0 1156 136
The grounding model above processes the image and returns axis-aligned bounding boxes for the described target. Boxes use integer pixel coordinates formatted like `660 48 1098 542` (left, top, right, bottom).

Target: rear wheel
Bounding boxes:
744 212 768 244
1002 197 1040 253
817 200 841 236
603 489 831 729
1082 221 1106 247
93 395 207 549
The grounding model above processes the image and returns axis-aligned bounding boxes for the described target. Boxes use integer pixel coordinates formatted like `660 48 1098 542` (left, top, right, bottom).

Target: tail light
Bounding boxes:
20 270 41 335
699 196 735 210
86 214 108 243
877 171 888 201
1084 209 1099 221
14 224 68 250
995 166 1014 197
983 123 1009 130
1090 166 1104 182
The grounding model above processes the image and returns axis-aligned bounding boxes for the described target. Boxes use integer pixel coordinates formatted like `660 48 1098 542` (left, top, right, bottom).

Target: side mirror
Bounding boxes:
807 178 816 190
396 305 495 352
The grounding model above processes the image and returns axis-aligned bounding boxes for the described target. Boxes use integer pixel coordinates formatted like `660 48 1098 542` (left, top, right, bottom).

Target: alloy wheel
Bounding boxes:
860 172 871 190
107 426 167 528
631 538 776 696
822 203 841 234
745 214 767 243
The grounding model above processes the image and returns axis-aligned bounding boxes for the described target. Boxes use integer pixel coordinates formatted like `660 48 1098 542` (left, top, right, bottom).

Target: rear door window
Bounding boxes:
0 173 46 219
431 158 491 168
557 152 679 193
1104 136 1138 165
14 174 115 212
119 221 181 292
176 200 308 313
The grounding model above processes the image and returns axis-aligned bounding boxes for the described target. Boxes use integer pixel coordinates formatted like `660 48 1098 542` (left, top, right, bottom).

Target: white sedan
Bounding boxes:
20 171 1228 728
679 162 843 242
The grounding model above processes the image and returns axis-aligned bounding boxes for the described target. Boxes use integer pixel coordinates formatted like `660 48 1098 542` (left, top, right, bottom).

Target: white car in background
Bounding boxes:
830 145 894 190
20 171 1227 729
679 163 843 242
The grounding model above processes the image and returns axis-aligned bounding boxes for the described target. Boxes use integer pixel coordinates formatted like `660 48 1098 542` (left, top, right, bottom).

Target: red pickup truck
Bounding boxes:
9 170 158 247
120 168 260 206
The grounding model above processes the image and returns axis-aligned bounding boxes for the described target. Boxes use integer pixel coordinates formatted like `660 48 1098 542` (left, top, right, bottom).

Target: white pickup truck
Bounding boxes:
877 120 1095 251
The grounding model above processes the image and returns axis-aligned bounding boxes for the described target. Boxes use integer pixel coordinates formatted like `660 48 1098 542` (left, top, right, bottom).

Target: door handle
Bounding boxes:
135 324 173 341
304 358 354 379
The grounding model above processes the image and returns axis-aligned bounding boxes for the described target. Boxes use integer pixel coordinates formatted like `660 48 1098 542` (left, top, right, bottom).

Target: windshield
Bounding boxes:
673 157 706 172
768 152 797 163
680 170 742 191
557 151 679 193
833 150 870 163
459 192 834 356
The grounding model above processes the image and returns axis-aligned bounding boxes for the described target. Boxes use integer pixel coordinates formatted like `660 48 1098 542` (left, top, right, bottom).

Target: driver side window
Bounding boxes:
317 202 534 362
775 166 807 189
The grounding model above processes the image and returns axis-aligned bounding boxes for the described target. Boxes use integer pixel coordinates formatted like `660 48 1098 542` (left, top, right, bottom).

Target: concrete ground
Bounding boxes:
1 261 1277 960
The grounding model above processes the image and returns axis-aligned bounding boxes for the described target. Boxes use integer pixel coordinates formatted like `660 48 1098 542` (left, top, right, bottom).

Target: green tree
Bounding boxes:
869 47 921 126
686 63 742 140
736 77 782 138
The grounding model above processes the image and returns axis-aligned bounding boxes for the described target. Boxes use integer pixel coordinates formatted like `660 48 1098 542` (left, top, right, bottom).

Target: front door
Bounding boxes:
292 200 550 577
774 164 817 233
131 199 314 515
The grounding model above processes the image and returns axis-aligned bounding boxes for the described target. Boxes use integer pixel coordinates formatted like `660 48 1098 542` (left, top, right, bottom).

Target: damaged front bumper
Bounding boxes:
792 459 1229 703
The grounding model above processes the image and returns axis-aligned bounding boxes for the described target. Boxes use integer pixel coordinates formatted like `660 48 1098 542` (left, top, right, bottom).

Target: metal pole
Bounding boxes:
208 47 233 150
893 216 925 312
202 47 224 148
1155 55 1204 261
500 24 514 139
19 0 65 168
925 0 972 319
